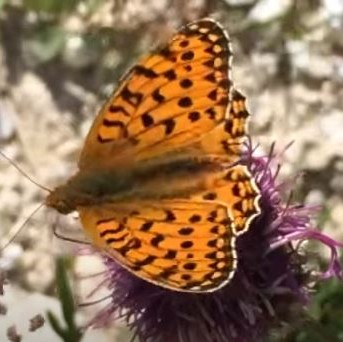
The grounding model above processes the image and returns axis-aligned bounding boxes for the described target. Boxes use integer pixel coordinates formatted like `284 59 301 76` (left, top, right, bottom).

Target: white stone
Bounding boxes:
249 0 291 23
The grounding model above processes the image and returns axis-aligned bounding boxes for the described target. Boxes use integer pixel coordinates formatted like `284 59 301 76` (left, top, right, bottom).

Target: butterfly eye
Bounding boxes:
55 200 72 215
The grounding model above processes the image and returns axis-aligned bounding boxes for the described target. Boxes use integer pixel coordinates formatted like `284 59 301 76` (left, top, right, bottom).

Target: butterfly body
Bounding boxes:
47 18 261 292
46 155 228 214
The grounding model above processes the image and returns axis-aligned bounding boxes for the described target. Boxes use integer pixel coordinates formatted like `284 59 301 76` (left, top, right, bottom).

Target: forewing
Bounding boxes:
79 19 235 168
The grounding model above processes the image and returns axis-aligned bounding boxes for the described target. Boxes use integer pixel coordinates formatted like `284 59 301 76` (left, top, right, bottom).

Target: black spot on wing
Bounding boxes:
181 241 193 249
178 97 193 108
162 118 176 135
152 89 165 103
121 86 143 106
141 113 154 127
135 65 158 78
181 51 195 61
151 234 164 247
178 227 194 235
164 69 177 80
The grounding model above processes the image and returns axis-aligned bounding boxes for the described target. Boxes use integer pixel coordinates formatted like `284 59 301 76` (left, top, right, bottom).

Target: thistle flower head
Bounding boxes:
86 143 343 342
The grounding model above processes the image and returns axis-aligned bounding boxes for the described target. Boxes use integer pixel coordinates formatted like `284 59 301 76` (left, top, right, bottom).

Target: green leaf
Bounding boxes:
55 258 77 332
57 258 82 342
46 310 68 340
47 257 82 342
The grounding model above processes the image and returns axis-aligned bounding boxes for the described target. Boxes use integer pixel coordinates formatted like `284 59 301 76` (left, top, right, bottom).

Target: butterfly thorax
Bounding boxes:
45 157 226 215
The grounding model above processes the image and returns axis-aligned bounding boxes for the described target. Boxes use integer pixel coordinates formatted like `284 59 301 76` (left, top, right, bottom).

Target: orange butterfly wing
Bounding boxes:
79 19 244 168
79 165 260 292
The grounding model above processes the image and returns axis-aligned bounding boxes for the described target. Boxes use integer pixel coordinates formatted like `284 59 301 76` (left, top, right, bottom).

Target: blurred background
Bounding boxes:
0 0 342 341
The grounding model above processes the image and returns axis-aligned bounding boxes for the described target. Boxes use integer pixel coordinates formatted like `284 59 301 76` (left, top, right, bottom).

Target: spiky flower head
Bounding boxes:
85 143 343 342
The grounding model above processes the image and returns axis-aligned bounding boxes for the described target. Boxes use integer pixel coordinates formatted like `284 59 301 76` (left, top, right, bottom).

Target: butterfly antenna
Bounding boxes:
0 150 51 193
0 202 45 251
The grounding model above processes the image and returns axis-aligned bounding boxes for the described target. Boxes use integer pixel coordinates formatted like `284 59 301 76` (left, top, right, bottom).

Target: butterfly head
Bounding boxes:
45 171 108 215
45 185 77 215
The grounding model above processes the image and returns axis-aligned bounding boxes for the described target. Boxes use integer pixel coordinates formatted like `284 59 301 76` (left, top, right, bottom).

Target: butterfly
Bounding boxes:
45 18 261 292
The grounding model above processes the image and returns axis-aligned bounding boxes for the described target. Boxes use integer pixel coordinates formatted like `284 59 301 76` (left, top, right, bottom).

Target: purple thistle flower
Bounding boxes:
85 142 343 342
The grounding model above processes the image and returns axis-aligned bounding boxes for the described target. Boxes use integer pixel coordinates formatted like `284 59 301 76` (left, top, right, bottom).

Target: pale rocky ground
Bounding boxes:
0 0 342 341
